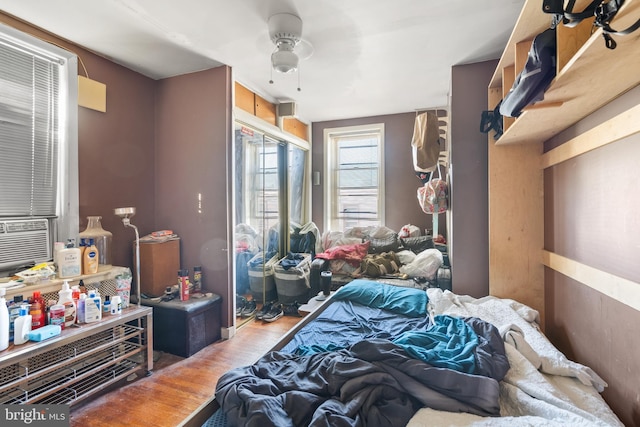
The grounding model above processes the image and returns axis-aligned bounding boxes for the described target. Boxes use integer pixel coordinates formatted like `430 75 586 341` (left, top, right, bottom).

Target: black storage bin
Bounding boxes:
142 294 221 357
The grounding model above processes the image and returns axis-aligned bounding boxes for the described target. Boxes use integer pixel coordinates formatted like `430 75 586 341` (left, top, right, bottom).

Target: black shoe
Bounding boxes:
256 301 276 320
235 295 246 317
241 299 257 317
263 304 284 323
282 302 301 317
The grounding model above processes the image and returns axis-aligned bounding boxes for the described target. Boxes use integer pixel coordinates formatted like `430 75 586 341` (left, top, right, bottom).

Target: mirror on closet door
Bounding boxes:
233 120 310 323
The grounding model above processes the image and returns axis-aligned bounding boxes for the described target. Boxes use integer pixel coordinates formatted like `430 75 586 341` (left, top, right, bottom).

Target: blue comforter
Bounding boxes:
215 281 510 427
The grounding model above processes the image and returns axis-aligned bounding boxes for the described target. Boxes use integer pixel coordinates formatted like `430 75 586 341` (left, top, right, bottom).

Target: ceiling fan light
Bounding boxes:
271 49 299 73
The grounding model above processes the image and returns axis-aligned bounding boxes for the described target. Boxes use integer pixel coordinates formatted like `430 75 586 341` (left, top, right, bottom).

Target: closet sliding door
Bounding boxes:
233 121 310 314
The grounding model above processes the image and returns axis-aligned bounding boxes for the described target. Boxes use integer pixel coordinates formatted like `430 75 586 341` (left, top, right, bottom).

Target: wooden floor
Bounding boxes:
69 314 303 427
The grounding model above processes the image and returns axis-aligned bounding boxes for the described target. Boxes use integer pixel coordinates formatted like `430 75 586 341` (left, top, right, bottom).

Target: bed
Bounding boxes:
209 280 622 427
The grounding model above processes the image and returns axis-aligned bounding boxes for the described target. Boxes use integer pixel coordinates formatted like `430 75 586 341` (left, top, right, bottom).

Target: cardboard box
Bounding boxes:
136 239 180 297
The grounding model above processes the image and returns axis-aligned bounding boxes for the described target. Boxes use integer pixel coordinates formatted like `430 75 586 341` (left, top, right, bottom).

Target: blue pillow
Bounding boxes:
333 280 428 317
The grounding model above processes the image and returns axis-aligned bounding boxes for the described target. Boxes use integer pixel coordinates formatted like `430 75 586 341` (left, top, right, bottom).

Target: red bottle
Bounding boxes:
29 291 46 330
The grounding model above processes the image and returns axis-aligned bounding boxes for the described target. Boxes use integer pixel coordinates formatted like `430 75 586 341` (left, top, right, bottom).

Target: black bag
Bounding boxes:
542 0 640 49
593 0 640 49
480 100 504 140
499 28 557 118
542 0 600 27
364 233 402 254
400 235 435 254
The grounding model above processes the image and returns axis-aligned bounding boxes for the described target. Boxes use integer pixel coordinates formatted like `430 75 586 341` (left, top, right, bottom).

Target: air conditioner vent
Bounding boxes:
0 219 51 270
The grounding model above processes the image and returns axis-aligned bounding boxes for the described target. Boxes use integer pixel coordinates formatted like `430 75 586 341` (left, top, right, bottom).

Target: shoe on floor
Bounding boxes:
282 302 301 317
263 304 284 323
241 299 257 317
235 295 247 317
256 301 277 320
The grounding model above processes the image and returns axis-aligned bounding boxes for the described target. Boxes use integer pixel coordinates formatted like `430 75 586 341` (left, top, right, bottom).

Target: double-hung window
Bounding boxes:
0 23 78 272
324 123 384 231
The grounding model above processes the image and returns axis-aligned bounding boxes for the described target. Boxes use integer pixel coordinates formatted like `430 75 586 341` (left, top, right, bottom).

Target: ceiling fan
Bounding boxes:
268 12 313 75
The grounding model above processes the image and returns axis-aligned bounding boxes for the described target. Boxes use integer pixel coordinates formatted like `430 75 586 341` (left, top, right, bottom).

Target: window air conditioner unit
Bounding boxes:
0 218 51 271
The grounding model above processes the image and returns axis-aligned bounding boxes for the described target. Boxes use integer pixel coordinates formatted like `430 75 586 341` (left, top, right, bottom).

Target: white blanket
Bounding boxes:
407 290 622 427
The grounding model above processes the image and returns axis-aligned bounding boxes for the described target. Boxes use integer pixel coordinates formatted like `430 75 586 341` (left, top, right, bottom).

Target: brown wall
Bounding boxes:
311 113 432 235
1 14 235 326
449 60 496 298
77 55 157 270
543 85 640 427
0 13 158 270
154 67 233 325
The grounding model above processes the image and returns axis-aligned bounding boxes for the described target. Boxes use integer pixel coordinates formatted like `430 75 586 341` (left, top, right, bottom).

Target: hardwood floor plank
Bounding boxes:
69 315 301 427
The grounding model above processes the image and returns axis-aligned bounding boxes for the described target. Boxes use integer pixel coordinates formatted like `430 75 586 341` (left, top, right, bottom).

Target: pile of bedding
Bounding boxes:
408 289 623 427
216 282 505 426
316 226 444 281
214 281 623 427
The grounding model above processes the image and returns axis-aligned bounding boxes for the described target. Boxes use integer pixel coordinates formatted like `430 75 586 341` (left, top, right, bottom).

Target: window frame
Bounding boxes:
0 23 79 245
323 123 385 232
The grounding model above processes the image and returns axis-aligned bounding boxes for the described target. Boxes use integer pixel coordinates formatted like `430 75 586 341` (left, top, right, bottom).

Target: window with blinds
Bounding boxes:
324 124 385 231
0 38 61 217
0 23 78 272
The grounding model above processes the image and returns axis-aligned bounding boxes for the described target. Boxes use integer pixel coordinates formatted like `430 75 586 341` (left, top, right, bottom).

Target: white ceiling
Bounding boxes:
0 0 525 123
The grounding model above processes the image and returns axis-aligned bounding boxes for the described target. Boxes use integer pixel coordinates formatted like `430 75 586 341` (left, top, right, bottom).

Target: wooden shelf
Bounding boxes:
2 265 128 300
489 0 640 145
489 0 550 89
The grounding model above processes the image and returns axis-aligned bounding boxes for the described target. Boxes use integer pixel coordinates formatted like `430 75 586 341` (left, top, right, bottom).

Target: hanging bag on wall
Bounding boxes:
499 28 557 118
411 111 441 172
542 0 640 49
417 163 448 214
593 0 640 49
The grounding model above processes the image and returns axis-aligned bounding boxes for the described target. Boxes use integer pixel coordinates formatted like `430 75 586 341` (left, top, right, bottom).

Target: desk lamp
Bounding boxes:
114 207 140 307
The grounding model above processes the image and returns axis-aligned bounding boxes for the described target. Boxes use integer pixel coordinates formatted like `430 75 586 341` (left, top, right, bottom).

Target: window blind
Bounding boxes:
0 37 61 217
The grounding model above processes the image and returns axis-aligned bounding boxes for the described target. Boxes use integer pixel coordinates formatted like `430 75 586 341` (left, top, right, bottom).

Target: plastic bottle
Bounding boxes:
83 238 99 274
193 266 203 294
0 288 9 351
78 237 88 260
8 295 23 342
29 291 46 330
71 285 80 310
57 281 77 328
78 216 113 268
110 295 122 316
102 295 111 316
45 299 55 326
53 241 66 267
49 304 65 329
85 290 102 323
57 239 82 278
76 293 86 324
13 304 32 345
